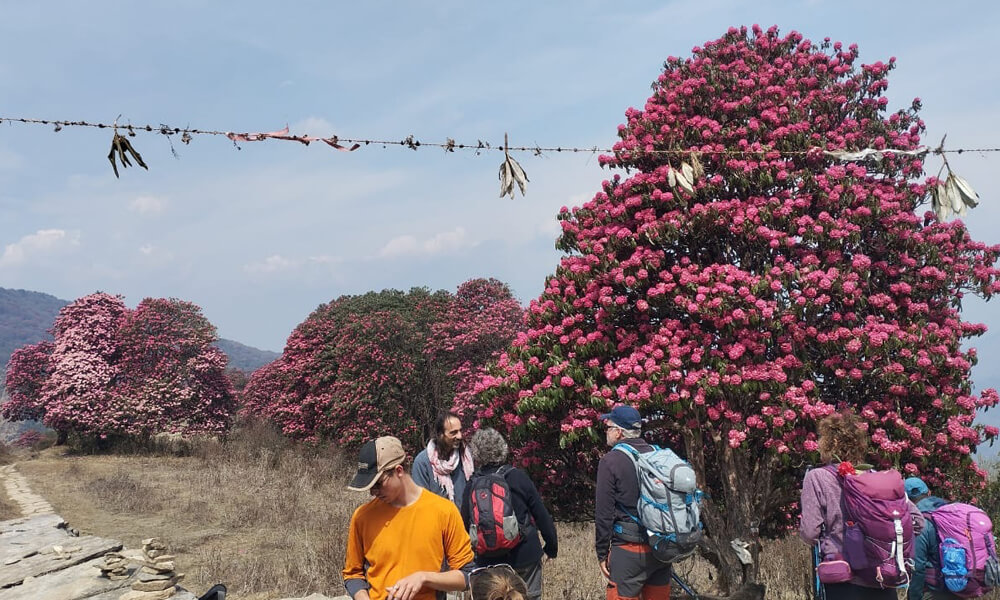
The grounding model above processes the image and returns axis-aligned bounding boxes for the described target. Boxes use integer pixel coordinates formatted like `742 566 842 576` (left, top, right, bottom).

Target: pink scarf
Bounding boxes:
426 439 474 501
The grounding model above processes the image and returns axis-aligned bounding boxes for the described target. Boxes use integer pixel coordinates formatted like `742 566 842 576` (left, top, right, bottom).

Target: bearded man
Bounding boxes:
412 410 474 506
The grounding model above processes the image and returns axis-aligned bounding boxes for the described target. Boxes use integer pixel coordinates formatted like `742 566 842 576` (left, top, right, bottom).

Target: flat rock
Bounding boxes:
132 576 182 592
141 561 175 572
0 535 122 588
137 570 174 582
0 514 66 534
87 588 196 600
0 518 74 564
0 557 135 600
118 588 177 600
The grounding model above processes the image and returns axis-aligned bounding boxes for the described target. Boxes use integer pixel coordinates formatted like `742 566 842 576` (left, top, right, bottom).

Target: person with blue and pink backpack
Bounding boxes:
800 410 925 599
905 476 1000 600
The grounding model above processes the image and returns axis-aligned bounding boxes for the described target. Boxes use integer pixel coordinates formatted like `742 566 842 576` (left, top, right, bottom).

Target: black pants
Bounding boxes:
822 582 897 600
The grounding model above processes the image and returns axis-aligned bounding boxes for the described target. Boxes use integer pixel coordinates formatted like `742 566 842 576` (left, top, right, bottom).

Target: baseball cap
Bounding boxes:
599 406 642 430
347 436 406 491
904 477 929 499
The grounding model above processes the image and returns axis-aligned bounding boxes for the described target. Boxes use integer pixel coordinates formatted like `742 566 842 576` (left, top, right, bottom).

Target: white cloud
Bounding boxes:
379 235 419 257
290 116 338 138
307 254 342 265
129 195 167 215
243 255 297 274
0 229 80 268
379 227 470 258
139 244 154 255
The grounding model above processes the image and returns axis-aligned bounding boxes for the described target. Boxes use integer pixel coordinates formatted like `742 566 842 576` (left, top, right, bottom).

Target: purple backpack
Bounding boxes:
925 502 1000 597
830 466 914 588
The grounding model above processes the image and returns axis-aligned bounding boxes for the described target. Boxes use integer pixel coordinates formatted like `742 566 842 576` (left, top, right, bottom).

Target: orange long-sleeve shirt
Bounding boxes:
343 488 474 600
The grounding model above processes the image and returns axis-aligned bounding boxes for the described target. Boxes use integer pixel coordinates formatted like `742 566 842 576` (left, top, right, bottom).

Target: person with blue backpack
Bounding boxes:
460 427 558 600
906 476 1000 600
596 406 702 600
800 410 924 600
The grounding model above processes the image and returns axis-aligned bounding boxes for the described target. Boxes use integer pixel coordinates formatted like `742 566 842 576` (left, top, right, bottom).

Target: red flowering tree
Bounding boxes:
1 341 54 422
36 293 127 443
427 278 526 409
2 293 235 442
241 279 524 448
461 26 1000 595
112 298 234 437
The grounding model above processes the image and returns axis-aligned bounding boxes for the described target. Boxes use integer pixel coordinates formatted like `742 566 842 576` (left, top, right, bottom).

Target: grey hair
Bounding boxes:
619 426 642 438
470 427 509 466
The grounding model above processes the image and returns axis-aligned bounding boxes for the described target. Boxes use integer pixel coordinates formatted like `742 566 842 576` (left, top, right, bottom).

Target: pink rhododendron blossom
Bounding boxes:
3 294 235 439
456 26 999 589
239 279 524 449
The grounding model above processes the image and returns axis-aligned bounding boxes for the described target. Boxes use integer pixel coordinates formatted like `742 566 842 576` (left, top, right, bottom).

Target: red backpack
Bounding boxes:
467 466 525 557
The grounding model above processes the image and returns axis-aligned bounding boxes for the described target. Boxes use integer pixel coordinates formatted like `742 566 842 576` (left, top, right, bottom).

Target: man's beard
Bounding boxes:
434 437 463 457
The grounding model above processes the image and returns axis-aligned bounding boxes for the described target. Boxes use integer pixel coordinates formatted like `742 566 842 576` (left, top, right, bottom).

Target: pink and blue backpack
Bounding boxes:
925 502 1000 597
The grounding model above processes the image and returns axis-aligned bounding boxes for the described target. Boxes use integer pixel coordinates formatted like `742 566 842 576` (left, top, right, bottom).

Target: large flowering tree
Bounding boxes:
461 26 1000 595
240 278 524 449
2 293 235 442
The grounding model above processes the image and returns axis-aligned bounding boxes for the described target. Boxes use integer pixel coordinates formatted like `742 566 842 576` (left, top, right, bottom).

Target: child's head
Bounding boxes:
470 564 528 600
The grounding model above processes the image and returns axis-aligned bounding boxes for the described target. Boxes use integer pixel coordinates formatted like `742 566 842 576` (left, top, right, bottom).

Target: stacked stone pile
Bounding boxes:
95 551 132 580
116 538 184 600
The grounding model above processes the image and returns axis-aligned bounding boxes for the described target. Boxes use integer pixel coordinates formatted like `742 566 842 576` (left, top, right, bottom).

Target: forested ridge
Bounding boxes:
0 287 277 377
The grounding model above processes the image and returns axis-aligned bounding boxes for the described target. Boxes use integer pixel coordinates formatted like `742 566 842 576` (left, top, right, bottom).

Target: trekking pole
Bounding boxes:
672 572 699 599
811 545 825 600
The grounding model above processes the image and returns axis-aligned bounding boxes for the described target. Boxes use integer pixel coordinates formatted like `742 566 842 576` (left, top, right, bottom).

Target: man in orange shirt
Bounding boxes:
343 436 474 600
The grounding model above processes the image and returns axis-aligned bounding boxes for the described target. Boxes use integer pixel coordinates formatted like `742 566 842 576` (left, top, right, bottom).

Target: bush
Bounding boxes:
14 429 42 448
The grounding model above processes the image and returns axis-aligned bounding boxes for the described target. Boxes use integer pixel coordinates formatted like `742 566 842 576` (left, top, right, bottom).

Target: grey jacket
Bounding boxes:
412 448 472 506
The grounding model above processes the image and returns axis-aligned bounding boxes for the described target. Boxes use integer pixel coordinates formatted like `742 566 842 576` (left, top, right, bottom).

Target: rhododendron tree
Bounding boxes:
426 278 526 410
241 279 524 449
461 26 1000 595
112 298 234 437
2 340 54 423
2 293 235 442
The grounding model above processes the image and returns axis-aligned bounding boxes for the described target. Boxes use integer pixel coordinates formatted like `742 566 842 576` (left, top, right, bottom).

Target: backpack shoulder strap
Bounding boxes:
496 465 514 478
613 443 640 461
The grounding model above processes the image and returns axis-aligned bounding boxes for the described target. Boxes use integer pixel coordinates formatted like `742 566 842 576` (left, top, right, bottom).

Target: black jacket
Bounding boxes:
594 437 654 562
460 464 558 568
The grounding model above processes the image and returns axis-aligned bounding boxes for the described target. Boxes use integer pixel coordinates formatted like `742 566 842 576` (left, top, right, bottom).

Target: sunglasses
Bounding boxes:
469 563 517 586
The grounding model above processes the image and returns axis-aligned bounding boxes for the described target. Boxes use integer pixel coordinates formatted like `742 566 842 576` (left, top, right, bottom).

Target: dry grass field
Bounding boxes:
4 424 838 599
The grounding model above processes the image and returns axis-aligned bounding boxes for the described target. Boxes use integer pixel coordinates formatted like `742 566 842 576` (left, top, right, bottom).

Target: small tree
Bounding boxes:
463 26 1000 597
2 341 54 423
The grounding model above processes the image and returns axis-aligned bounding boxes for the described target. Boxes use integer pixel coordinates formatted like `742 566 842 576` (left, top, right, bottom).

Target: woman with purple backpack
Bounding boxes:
800 410 925 599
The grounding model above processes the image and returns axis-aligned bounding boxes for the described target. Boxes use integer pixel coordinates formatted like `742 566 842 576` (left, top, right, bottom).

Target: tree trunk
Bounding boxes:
56 428 68 445
683 427 772 600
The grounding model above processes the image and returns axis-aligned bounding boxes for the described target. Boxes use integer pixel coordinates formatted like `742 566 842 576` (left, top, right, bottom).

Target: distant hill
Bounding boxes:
0 288 65 375
0 287 277 379
214 338 279 373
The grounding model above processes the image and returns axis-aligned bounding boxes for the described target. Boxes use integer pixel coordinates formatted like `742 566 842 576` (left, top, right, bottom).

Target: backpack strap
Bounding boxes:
611 443 643 527
613 442 639 459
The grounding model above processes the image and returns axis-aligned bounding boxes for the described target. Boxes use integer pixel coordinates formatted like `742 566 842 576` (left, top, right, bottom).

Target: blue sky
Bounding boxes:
2 1 999 440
